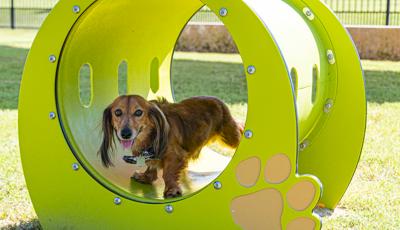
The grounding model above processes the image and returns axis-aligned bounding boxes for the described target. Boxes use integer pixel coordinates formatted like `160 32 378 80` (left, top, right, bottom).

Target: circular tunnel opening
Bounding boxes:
56 0 247 203
170 5 248 197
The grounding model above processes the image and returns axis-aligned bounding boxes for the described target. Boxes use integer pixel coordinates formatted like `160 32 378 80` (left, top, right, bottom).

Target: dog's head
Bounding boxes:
98 95 169 167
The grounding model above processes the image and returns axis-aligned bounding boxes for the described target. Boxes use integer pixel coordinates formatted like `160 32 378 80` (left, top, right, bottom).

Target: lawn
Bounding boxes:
0 29 400 229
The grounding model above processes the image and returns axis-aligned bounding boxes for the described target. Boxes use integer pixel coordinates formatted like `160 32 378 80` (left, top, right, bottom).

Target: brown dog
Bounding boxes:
99 95 243 198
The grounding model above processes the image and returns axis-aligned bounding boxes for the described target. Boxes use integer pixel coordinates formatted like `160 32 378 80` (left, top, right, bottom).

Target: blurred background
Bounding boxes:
1 0 400 59
1 0 400 27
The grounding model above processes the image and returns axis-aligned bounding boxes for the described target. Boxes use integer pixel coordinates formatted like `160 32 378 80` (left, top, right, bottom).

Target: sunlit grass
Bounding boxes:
0 42 399 229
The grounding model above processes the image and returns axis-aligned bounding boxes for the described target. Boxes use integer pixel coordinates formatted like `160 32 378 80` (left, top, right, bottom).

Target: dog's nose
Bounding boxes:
121 127 132 139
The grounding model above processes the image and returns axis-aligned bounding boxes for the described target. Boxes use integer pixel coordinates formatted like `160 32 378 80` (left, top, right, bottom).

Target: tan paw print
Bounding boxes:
231 154 321 230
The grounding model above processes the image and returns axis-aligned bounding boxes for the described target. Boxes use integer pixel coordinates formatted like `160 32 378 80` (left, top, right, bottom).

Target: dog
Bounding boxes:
98 95 243 198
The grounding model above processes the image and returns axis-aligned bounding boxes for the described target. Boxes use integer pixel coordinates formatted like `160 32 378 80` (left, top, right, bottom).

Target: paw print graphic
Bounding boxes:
231 154 322 230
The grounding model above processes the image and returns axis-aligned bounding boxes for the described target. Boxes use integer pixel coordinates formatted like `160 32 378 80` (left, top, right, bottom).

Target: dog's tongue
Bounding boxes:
121 140 133 150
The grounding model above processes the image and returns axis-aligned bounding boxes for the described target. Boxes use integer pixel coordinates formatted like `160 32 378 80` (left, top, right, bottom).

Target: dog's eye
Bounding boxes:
114 109 123 117
134 109 143 117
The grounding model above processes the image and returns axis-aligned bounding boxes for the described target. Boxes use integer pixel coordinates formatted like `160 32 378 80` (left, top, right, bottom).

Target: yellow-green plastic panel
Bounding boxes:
294 0 366 209
19 0 372 228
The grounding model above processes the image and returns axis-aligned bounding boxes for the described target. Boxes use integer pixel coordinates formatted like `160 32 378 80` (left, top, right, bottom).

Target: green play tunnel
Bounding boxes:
19 0 366 229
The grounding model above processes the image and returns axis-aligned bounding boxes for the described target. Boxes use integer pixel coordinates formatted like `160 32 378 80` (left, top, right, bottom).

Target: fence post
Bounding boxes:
10 0 15 29
386 0 391 25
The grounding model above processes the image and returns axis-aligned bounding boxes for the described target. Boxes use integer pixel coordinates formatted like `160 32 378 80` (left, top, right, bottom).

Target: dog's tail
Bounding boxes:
219 103 243 149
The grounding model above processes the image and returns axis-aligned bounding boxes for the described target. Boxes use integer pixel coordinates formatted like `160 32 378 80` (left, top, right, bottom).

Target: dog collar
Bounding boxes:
141 148 157 160
122 147 158 165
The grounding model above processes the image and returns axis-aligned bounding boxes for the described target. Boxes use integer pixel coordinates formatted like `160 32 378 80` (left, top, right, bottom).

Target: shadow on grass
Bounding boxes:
3 219 41 230
1 44 399 110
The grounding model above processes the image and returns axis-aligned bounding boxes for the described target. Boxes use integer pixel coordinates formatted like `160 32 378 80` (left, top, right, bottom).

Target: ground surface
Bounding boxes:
0 29 399 229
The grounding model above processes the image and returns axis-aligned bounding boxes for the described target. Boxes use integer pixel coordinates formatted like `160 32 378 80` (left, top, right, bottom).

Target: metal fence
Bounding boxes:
1 0 400 29
325 0 400 25
0 0 57 28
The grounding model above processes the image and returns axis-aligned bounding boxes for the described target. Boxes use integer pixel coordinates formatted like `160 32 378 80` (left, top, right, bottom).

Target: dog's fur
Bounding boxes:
99 95 243 198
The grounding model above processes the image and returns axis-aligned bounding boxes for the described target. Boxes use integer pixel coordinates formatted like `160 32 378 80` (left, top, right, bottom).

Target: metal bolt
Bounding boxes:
299 140 309 151
72 5 80 13
114 197 122 205
72 163 79 171
247 65 256 75
219 8 228 17
324 99 334 113
327 50 336 64
49 112 56 119
165 205 173 213
213 181 222 190
244 130 253 139
303 7 315 20
49 55 56 63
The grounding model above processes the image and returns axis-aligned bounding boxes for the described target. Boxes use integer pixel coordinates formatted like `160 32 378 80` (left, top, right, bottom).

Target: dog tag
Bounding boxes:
136 155 146 167
123 156 136 164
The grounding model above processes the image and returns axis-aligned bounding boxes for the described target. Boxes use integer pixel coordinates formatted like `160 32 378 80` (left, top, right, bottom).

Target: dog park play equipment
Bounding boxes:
19 0 366 229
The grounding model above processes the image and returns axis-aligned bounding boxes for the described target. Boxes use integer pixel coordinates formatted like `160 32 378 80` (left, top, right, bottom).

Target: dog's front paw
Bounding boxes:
164 186 182 198
132 171 155 184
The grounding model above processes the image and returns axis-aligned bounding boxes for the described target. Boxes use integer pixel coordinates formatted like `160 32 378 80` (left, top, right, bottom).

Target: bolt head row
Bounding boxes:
219 8 228 17
303 7 315 20
247 65 256 75
49 55 56 63
244 130 253 139
72 163 79 171
299 141 308 151
49 112 56 119
324 99 334 113
213 181 222 190
114 197 122 205
73 5 80 13
327 50 336 64
165 205 173 213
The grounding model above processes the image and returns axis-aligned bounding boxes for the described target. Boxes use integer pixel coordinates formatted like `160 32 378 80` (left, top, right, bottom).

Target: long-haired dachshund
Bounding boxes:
98 95 243 198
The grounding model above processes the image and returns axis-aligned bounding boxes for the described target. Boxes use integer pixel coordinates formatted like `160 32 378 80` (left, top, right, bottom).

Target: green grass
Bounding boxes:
0 35 400 229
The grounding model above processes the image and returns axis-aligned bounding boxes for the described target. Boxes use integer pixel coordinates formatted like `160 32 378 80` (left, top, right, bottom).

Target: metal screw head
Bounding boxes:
244 130 253 139
247 65 256 75
114 197 122 205
327 50 336 64
324 99 334 113
303 7 315 20
72 5 80 13
49 112 56 119
219 8 228 17
165 205 173 213
72 163 79 171
213 181 222 190
299 140 309 151
49 55 56 63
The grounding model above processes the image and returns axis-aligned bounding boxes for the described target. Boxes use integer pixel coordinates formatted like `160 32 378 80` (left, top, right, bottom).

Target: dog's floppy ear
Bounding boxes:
149 104 170 158
98 105 114 167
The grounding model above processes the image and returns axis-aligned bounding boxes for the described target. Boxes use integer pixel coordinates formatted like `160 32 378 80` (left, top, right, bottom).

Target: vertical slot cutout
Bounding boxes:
118 61 128 95
312 65 318 104
150 57 160 93
79 64 92 107
290 68 298 99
